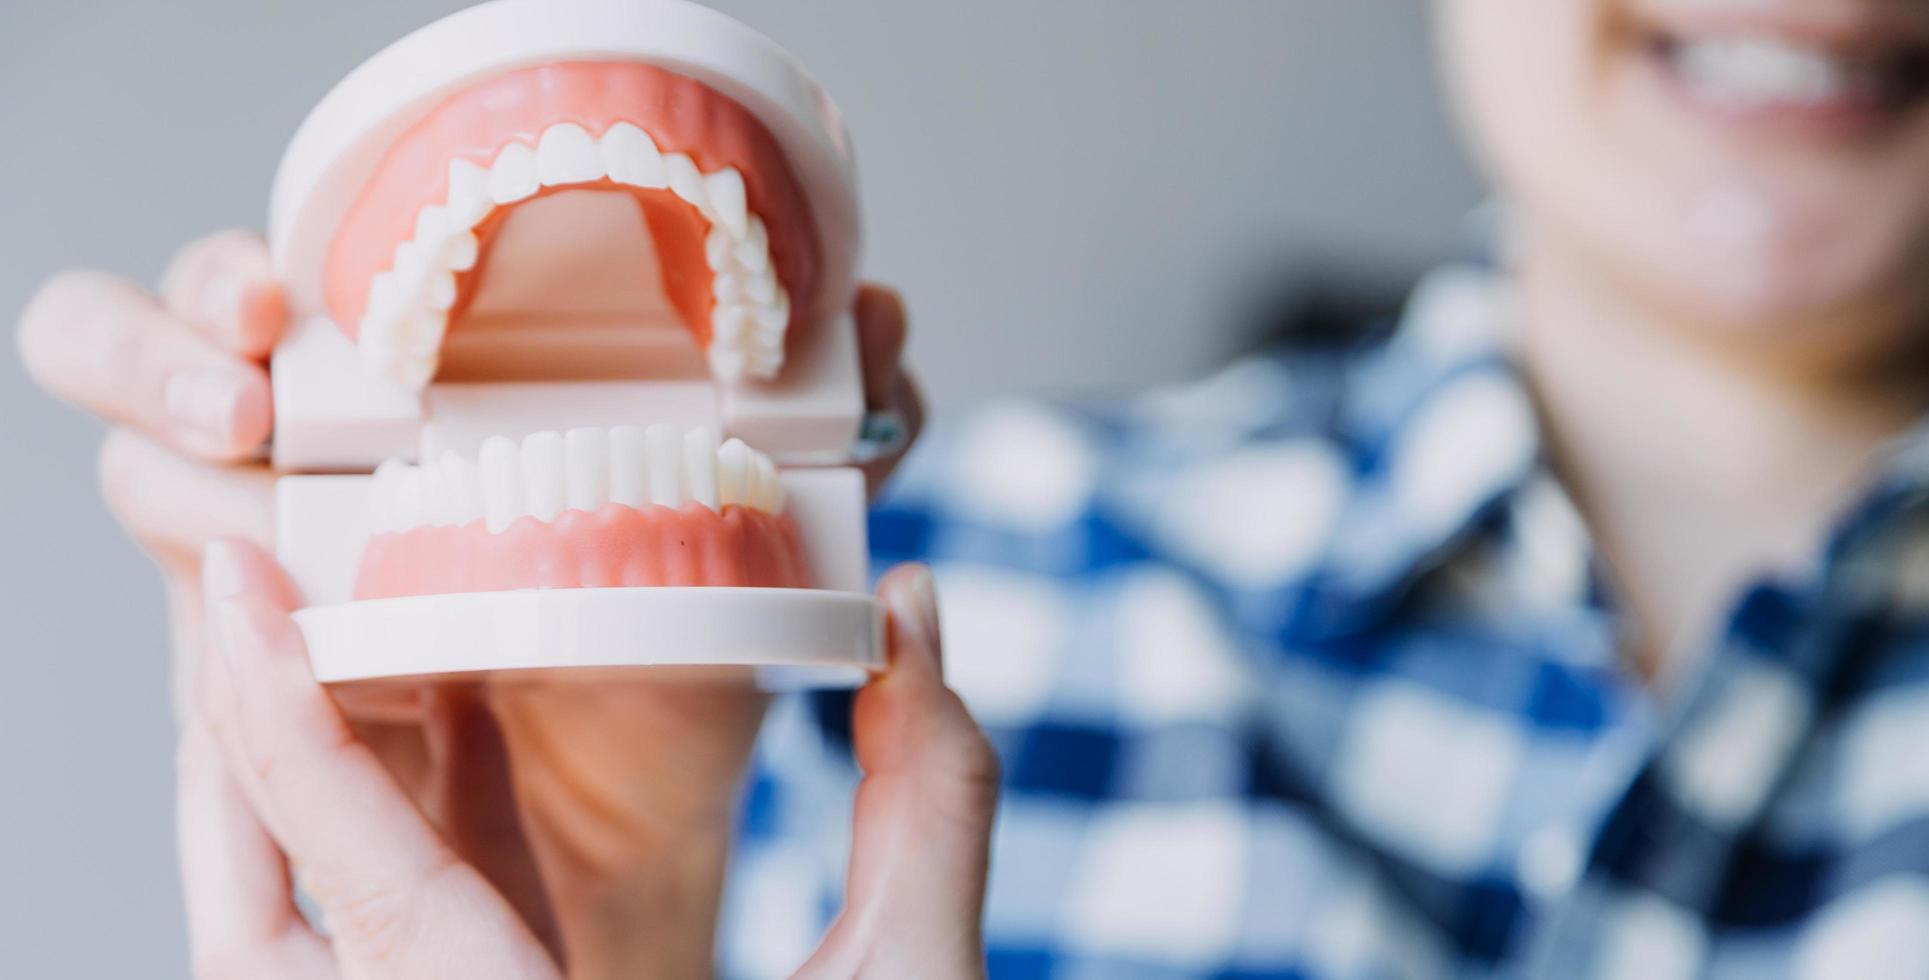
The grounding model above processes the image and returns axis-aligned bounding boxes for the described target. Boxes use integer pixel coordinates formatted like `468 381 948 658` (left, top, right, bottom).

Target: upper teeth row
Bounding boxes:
1673 37 1867 106
368 424 786 535
358 121 792 388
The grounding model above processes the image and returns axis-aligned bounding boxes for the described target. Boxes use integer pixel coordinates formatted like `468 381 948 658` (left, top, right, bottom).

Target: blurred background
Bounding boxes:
0 1 1479 974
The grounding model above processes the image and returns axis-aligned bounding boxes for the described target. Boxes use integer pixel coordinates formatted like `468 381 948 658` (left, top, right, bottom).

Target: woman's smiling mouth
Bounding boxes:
1628 2 1929 137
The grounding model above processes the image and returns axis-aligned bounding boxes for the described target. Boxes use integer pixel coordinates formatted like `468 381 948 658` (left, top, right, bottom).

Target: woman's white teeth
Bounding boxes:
369 425 786 534
358 121 792 389
1670 36 1866 107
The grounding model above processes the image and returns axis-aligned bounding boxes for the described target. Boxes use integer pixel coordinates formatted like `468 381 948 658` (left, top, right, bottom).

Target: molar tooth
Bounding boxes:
393 310 446 358
704 168 749 237
645 424 683 507
487 142 539 205
521 431 565 523
712 272 747 305
446 158 492 227
711 304 750 343
609 425 648 508
717 439 750 508
665 154 708 212
443 452 483 527
564 427 609 513
707 346 748 382
734 217 770 274
744 267 778 306
365 271 403 322
425 270 458 311
683 427 721 510
480 436 523 533
537 123 603 186
602 122 666 188
752 290 790 338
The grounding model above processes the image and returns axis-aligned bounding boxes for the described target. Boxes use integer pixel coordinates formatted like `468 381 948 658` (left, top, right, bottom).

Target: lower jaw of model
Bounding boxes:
328 62 824 602
355 425 809 599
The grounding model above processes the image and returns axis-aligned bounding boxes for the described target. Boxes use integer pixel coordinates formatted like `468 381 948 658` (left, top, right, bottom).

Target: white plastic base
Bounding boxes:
297 585 883 690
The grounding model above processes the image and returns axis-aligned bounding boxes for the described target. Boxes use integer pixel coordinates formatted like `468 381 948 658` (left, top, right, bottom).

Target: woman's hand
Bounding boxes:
17 231 934 969
183 540 996 979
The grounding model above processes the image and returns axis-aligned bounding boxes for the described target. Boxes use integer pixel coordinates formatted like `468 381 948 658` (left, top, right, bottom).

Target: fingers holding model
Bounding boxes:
182 539 560 980
179 541 995 978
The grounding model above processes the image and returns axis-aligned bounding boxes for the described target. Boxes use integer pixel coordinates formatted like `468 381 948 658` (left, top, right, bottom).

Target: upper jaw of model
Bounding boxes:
324 61 818 390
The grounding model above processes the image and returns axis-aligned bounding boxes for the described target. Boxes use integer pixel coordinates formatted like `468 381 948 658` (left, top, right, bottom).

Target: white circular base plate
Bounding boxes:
295 586 884 691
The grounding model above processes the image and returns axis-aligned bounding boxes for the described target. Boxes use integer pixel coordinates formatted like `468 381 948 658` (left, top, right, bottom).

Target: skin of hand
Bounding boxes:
184 540 997 980
15 231 939 971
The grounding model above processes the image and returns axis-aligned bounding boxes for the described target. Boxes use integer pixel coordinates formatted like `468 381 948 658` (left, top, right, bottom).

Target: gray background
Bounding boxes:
0 2 1480 975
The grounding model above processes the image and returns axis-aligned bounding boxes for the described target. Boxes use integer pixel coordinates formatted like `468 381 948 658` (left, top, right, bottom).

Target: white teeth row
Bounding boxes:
368 425 785 534
357 121 792 389
1670 37 1869 107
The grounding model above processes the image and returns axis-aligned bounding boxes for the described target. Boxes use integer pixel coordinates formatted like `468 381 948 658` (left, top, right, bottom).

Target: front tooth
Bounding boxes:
443 452 484 527
716 439 750 508
487 142 540 205
424 270 458 311
522 431 565 522
394 467 427 529
754 454 784 512
480 436 523 533
538 123 603 186
609 425 648 508
665 154 708 212
704 169 749 237
683 427 721 509
446 158 492 227
419 460 451 525
602 122 666 188
370 459 407 532
564 427 609 513
645 424 683 507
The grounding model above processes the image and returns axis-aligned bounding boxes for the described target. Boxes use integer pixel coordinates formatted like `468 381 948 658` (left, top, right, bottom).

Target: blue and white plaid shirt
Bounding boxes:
723 264 1929 979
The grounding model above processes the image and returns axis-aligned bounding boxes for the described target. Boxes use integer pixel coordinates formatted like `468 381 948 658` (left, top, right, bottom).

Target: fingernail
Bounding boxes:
908 567 941 651
202 272 247 332
887 566 943 673
164 369 246 443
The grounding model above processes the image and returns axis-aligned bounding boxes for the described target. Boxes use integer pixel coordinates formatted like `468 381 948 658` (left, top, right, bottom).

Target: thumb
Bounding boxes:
796 564 999 979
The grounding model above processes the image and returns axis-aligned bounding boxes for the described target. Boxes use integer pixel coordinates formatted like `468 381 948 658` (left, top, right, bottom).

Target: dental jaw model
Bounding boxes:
268 0 880 687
